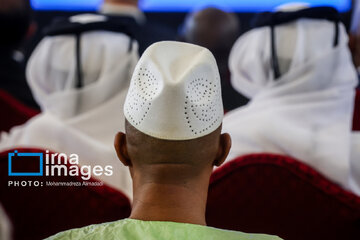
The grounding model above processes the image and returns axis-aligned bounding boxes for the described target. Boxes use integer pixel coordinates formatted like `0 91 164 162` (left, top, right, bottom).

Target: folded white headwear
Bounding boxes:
27 16 138 120
1 14 139 196
124 41 223 140
224 7 358 188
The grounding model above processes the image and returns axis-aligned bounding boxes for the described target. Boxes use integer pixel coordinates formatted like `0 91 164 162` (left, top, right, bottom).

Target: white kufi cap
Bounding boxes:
124 41 223 140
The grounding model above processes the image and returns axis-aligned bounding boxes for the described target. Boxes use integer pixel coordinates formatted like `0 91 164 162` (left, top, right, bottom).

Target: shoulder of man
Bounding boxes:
44 219 283 240
200 225 283 240
43 220 124 240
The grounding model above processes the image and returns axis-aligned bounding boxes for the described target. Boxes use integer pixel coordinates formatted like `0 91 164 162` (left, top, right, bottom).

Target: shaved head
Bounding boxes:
115 120 231 224
115 121 231 183
182 7 240 58
125 121 222 166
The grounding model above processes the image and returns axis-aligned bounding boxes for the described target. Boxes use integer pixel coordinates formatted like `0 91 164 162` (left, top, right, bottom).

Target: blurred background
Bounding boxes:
26 0 354 59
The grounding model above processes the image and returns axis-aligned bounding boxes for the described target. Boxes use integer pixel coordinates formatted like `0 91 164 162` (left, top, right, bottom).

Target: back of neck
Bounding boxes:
130 170 210 226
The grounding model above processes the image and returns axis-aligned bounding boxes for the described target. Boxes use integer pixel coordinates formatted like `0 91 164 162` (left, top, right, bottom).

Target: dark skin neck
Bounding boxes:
129 164 211 226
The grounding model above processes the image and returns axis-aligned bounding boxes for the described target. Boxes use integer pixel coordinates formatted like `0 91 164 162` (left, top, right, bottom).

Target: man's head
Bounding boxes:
115 121 230 184
27 15 138 117
229 6 350 98
181 7 240 63
0 0 32 49
104 0 139 7
114 41 231 185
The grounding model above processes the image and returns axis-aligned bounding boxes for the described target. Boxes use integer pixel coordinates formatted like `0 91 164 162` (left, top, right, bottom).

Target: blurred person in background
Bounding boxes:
349 0 360 196
0 15 138 197
100 0 175 55
180 7 249 112
0 0 38 109
223 5 360 195
45 41 282 240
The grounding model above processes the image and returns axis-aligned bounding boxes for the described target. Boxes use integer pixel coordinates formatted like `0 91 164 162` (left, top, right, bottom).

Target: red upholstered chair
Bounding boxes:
354 89 360 131
207 154 360 240
0 90 39 133
0 148 131 240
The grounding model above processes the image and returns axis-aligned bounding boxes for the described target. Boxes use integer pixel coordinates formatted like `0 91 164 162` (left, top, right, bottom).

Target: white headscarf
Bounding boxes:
223 12 359 190
0 15 138 197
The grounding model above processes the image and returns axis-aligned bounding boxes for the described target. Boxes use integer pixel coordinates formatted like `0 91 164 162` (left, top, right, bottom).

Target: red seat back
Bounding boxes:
0 90 39 133
354 89 360 131
0 148 131 240
207 154 360 240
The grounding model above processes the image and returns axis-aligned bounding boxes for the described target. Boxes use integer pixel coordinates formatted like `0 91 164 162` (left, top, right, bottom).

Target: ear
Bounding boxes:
213 133 232 167
114 132 132 167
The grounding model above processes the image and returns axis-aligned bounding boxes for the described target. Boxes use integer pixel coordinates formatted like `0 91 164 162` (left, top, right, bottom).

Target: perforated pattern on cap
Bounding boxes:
125 67 162 126
185 77 223 136
124 41 223 140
